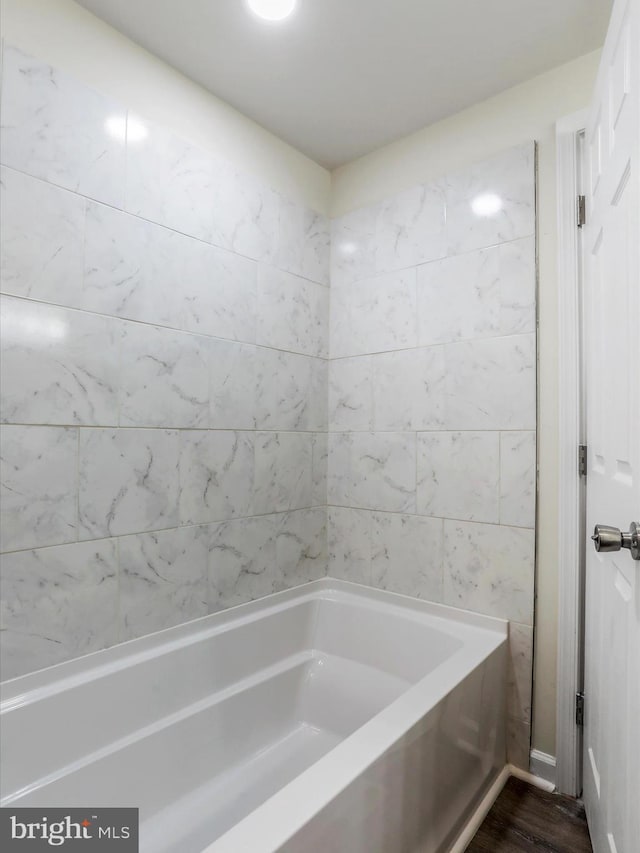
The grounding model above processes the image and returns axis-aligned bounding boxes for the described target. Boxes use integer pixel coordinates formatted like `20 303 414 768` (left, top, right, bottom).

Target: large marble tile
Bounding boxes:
375 180 447 273
276 508 327 588
0 166 84 306
445 143 535 255
178 431 253 525
1 425 78 551
0 46 126 207
326 432 352 506
125 115 215 242
495 236 536 336
119 323 209 428
212 168 280 264
371 350 419 431
330 205 378 288
330 269 417 358
78 428 179 539
371 512 444 601
210 340 256 430
350 432 416 513
256 349 317 431
327 506 372 585
444 334 536 430
500 431 536 528
118 525 208 641
418 248 500 346
300 207 330 286
254 432 313 514
508 622 534 724
443 520 534 624
308 358 329 432
88 209 256 346
413 345 448 430
181 241 257 343
257 266 328 358
82 201 185 329
209 514 278 610
0 539 118 679
329 357 373 431
417 431 500 523
329 285 359 359
277 200 330 285
417 237 536 346
1 297 120 426
311 432 328 506
82 212 256 347
276 197 307 279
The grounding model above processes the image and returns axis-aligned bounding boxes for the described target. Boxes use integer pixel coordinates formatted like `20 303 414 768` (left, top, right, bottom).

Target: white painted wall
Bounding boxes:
331 51 601 757
0 0 331 214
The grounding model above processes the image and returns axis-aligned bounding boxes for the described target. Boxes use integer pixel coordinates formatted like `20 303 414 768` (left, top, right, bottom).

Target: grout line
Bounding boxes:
0 291 330 362
0 506 329 557
329 232 536 289
115 535 122 645
0 498 536 558
1 424 329 433
329 329 537 361
3 425 535 436
0 164 330 289
75 426 81 548
326 428 535 434
324 504 535 531
498 429 503 525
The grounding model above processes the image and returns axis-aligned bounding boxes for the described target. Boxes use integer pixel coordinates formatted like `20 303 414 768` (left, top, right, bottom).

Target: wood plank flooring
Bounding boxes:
467 777 593 853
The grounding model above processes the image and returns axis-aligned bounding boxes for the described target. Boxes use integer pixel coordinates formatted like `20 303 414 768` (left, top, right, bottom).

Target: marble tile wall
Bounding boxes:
0 45 329 680
327 142 537 768
0 43 535 771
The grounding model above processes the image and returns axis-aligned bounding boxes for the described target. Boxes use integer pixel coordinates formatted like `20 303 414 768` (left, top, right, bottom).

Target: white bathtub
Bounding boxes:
0 579 507 852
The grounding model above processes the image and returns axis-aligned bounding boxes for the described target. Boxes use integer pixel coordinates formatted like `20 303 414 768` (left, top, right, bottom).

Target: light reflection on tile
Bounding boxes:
1 296 120 427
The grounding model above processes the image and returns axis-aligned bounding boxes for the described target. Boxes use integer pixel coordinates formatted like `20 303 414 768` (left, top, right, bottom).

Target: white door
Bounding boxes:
583 0 640 850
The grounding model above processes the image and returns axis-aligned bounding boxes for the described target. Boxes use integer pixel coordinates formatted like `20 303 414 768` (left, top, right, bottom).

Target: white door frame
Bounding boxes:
555 109 588 797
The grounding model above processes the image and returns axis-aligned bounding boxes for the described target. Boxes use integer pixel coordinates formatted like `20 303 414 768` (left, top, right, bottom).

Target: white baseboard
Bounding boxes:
449 760 558 853
510 763 555 792
529 749 557 788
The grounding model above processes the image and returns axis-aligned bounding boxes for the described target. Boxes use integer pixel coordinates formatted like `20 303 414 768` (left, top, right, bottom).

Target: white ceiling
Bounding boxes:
76 0 611 169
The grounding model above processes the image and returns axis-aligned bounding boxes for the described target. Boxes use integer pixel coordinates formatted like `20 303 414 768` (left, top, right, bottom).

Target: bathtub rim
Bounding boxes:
0 578 507 710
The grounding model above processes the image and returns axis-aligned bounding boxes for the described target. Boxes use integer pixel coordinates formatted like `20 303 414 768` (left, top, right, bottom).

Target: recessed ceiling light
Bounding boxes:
247 0 297 22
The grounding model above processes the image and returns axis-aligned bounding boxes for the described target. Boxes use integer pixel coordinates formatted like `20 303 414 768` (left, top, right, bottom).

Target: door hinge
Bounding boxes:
579 445 587 477
577 195 586 227
576 692 585 726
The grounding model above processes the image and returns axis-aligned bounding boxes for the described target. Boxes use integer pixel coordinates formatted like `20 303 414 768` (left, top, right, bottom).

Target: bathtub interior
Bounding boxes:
1 584 502 853
275 651 507 853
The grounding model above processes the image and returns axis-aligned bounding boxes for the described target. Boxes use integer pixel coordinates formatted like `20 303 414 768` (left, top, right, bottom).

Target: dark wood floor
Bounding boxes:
467 777 592 853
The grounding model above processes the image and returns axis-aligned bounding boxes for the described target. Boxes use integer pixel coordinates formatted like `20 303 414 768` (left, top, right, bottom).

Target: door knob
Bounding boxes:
592 522 640 561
